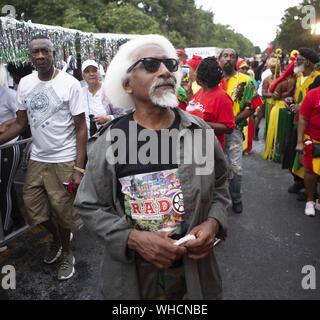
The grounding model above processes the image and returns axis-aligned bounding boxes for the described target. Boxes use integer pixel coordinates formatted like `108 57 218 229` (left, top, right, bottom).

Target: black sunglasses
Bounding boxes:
127 57 179 73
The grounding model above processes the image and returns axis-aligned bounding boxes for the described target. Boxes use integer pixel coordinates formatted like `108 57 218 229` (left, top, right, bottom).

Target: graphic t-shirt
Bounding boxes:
186 86 235 150
112 109 186 237
119 168 185 236
17 71 85 162
300 87 320 140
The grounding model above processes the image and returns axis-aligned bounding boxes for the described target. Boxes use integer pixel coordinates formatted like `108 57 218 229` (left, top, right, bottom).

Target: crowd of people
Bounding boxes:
0 32 319 300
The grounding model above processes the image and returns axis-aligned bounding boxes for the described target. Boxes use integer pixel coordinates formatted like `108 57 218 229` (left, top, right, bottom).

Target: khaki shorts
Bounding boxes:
23 160 83 230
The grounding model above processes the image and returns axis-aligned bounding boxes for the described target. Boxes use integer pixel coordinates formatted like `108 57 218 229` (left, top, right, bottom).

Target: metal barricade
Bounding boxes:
0 138 34 247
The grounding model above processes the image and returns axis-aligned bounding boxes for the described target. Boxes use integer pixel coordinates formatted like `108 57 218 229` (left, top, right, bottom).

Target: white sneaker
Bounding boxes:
305 201 316 217
0 246 7 253
315 200 320 211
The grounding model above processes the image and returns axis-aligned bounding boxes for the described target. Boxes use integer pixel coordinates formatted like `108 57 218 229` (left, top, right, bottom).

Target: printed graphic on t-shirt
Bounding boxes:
24 83 68 130
186 101 206 118
119 168 186 235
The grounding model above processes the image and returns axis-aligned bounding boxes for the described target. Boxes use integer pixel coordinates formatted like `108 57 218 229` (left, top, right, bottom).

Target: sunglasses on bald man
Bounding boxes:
127 57 179 73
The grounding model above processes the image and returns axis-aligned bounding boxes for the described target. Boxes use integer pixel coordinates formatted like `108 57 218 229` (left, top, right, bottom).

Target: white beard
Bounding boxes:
149 78 178 109
294 64 305 74
150 91 178 109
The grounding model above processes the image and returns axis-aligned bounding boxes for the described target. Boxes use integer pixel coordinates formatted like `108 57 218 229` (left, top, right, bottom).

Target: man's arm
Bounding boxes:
0 110 28 144
272 81 284 100
296 115 308 154
235 107 255 124
185 134 230 260
262 78 272 98
206 122 233 134
71 113 87 188
0 118 16 133
296 93 312 154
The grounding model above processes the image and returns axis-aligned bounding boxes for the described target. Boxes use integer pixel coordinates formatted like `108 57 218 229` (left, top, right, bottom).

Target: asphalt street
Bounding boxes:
1 127 320 300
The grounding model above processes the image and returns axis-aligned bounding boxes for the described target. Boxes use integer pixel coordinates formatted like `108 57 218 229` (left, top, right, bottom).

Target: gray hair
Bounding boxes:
104 34 181 111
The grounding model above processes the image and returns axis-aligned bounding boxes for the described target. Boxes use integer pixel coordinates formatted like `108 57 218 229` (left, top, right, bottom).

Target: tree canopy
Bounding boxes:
0 0 256 56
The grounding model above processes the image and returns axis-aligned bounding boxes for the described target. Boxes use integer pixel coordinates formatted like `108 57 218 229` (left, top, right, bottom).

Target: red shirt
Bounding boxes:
186 86 235 150
300 87 320 141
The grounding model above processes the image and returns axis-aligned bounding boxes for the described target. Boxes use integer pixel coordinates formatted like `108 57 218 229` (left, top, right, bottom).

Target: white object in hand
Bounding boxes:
174 234 196 246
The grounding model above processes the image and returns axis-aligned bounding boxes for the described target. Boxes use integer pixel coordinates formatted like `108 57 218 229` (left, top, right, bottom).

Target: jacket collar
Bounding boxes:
174 106 202 128
90 106 200 141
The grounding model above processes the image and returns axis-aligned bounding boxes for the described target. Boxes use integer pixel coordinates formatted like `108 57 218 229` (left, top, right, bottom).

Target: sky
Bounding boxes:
195 0 302 51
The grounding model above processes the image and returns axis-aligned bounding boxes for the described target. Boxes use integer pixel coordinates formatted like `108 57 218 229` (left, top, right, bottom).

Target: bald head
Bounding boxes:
29 36 54 55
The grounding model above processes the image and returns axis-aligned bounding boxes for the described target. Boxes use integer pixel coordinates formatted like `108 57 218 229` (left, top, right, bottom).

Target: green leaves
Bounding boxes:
96 3 160 34
2 0 256 55
63 8 99 33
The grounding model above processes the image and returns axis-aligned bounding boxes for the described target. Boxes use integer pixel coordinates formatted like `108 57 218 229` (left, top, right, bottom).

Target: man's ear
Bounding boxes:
123 77 133 94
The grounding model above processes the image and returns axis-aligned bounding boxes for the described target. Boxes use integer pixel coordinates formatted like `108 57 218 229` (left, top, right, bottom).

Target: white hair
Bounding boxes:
104 34 181 111
0 63 8 88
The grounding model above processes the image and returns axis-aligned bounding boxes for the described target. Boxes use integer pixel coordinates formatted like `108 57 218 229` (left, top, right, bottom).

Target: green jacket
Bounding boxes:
74 107 230 300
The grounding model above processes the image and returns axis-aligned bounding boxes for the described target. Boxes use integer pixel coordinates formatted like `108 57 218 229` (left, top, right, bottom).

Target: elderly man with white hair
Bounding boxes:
74 35 230 300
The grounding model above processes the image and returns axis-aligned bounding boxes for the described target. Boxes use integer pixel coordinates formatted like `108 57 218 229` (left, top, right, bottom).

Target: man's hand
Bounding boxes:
284 97 294 109
296 142 305 155
289 104 300 114
70 170 84 191
128 230 187 269
184 218 219 260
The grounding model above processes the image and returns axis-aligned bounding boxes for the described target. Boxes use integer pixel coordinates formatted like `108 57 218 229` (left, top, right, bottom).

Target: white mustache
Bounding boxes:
294 64 305 74
150 78 177 93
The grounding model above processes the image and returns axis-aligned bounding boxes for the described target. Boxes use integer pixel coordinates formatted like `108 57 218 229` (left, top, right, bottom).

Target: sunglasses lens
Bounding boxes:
143 59 161 72
164 59 178 72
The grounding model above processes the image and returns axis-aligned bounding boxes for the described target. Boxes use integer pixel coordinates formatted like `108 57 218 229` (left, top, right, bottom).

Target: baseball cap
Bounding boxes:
81 59 99 72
